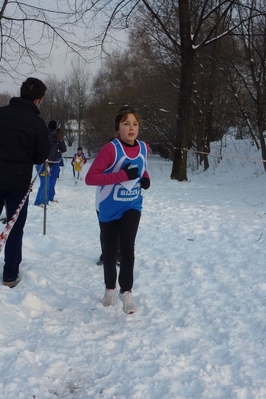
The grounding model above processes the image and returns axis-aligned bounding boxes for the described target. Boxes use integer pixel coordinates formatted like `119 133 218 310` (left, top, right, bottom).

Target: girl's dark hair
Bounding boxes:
115 106 141 131
20 77 47 101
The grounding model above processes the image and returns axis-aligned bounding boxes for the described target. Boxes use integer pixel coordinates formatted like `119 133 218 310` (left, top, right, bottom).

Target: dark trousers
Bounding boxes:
99 209 141 292
0 190 29 282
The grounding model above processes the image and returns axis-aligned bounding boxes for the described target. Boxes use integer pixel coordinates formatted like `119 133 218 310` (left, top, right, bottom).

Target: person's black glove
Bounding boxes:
140 177 150 190
123 163 139 180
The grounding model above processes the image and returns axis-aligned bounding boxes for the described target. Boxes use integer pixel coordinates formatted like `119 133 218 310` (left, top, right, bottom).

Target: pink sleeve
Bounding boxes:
85 143 128 186
143 170 150 179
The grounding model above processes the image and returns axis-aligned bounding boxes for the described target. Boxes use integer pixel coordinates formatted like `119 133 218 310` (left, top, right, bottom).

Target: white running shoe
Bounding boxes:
119 291 136 314
102 288 116 307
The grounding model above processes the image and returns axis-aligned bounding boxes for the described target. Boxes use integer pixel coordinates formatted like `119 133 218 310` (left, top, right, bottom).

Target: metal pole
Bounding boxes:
43 161 48 235
78 105 81 147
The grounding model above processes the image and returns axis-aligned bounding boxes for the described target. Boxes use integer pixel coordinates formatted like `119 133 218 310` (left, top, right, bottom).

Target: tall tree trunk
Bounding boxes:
257 99 266 171
171 0 194 181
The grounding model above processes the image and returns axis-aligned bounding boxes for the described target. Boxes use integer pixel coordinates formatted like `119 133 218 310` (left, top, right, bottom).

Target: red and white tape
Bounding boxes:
0 172 39 253
194 150 266 163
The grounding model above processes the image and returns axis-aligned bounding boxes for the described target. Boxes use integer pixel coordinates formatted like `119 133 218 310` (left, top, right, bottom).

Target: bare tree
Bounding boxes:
0 1 94 84
65 57 91 147
41 76 74 128
79 0 266 181
86 39 179 156
0 91 11 106
227 0 266 169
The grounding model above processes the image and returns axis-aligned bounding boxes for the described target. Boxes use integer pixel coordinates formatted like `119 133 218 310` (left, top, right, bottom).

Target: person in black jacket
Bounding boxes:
48 127 66 202
0 77 50 288
34 127 66 206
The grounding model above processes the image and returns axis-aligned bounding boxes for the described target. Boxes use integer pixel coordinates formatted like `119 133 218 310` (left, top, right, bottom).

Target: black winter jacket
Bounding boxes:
0 97 50 191
48 134 67 164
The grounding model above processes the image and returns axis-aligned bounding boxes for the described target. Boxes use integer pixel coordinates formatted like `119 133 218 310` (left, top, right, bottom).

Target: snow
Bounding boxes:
1 138 266 399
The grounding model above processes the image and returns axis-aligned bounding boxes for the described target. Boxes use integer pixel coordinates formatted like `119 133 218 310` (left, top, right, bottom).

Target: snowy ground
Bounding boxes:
1 138 266 399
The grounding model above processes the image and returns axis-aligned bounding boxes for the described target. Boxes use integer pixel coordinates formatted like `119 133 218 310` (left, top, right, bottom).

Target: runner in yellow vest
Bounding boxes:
71 147 87 184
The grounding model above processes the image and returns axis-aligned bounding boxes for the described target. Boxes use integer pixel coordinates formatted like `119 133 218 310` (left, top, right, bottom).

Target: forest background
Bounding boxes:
0 0 266 181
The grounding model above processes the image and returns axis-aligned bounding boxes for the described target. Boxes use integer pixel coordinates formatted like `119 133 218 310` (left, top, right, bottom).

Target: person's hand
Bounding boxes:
140 177 150 190
123 163 139 180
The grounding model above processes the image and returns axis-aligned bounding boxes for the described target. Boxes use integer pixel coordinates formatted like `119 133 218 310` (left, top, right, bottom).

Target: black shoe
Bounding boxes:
96 254 103 266
3 277 20 288
0 217 7 224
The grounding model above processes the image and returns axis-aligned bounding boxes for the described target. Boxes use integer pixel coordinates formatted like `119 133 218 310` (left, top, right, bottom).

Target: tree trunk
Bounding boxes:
257 71 266 170
171 0 194 181
258 118 266 171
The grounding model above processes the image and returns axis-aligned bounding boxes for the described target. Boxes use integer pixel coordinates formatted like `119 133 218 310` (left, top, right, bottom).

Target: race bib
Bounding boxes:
113 183 140 202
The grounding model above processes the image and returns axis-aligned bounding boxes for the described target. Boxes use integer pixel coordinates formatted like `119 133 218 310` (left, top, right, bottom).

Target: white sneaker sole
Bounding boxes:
102 289 116 307
119 292 136 314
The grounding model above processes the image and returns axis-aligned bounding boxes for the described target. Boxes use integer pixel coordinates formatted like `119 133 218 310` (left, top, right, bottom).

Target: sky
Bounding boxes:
0 1 128 96
1 137 266 399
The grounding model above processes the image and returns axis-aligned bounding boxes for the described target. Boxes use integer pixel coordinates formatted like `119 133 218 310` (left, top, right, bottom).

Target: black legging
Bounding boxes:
99 209 141 292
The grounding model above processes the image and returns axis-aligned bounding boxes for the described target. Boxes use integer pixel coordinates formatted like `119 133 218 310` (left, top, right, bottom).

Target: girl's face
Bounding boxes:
118 113 139 145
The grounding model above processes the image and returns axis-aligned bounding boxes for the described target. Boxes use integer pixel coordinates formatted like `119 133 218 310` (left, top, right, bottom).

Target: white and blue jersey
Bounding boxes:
97 139 148 222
